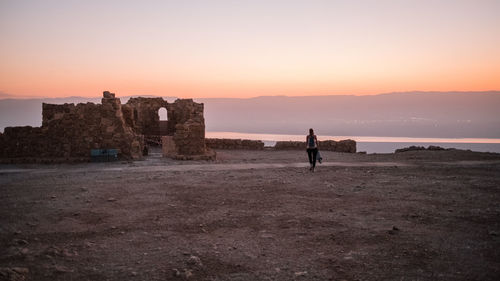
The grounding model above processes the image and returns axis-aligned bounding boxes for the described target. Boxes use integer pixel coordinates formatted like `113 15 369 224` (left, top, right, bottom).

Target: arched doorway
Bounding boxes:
158 107 168 121
158 107 169 135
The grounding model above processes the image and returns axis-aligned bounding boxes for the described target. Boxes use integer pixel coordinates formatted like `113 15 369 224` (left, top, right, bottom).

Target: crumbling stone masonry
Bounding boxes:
122 95 213 159
122 97 168 136
274 140 356 153
160 99 216 159
205 139 265 150
205 138 356 152
0 91 214 162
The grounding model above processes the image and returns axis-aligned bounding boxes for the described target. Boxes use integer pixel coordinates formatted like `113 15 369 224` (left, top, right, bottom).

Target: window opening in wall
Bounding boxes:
158 107 168 121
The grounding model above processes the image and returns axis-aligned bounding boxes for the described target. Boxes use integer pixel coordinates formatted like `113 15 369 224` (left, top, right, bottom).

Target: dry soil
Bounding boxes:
1 149 500 281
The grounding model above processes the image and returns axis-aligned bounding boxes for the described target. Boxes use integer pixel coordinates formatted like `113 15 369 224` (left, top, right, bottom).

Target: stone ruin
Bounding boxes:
205 138 356 152
274 140 356 153
0 91 215 162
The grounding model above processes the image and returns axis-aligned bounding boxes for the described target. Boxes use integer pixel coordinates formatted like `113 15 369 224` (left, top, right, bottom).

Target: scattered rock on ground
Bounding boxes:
0 267 29 281
187 255 203 267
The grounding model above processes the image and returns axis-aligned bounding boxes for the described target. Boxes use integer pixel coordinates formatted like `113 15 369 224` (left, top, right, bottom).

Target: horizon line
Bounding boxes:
1 90 500 100
206 131 500 144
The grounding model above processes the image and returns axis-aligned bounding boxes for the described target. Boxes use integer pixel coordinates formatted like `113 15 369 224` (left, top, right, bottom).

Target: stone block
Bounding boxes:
102 91 115 98
162 136 177 157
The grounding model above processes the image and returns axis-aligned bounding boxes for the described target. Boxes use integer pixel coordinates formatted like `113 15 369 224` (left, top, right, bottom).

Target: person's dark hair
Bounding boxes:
309 128 314 135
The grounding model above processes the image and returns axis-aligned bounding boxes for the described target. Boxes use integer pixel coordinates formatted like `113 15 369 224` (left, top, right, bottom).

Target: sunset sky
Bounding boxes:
1 0 499 98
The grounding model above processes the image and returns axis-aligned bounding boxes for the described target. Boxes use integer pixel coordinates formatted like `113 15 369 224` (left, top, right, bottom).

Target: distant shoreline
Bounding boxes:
206 131 500 144
206 131 500 154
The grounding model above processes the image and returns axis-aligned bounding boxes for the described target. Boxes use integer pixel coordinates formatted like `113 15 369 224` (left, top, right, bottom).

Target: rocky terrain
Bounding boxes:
1 149 500 280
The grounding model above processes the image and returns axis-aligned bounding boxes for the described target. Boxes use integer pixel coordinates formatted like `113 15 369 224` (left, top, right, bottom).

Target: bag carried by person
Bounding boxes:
317 150 323 164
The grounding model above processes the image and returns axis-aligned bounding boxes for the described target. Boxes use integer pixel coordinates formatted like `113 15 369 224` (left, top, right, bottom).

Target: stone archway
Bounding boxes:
158 107 169 135
158 107 168 121
125 97 168 135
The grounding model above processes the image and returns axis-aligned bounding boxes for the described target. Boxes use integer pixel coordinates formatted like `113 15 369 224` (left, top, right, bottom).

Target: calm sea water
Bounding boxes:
206 131 500 154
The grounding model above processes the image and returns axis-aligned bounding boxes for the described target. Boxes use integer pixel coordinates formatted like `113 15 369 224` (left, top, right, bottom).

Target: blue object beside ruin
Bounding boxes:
90 149 118 162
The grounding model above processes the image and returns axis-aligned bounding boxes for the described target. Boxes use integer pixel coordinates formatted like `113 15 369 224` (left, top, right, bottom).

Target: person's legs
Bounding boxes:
307 149 313 165
312 148 318 168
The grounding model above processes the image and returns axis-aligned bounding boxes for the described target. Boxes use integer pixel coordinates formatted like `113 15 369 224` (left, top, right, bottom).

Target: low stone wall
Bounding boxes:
319 140 357 153
395 145 447 153
174 120 206 155
273 141 303 150
206 138 356 153
274 139 356 153
205 138 265 150
162 136 216 160
0 126 50 161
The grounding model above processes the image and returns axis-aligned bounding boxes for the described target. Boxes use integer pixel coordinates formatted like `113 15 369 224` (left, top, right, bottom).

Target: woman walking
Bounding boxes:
306 128 319 172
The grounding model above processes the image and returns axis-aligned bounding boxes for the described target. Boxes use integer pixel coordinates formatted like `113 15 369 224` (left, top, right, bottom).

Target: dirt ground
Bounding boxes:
1 149 500 281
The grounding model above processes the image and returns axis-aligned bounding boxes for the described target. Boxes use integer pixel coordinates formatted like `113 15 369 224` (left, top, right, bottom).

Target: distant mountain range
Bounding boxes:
1 91 499 138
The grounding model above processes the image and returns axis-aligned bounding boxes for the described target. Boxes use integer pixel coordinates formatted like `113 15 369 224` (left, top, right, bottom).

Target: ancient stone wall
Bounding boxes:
204 138 355 152
124 97 168 135
0 92 144 162
1 91 214 162
161 136 177 158
395 145 447 153
274 139 356 153
169 99 209 157
0 126 48 160
162 135 215 160
205 138 265 150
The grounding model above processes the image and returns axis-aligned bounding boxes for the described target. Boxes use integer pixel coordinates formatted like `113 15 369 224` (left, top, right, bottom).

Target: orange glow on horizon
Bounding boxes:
1 79 498 99
1 1 499 99
1 62 499 99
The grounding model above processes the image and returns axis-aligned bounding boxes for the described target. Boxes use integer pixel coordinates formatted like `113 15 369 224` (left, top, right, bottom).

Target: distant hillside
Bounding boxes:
201 91 500 138
1 91 499 138
0 96 177 130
